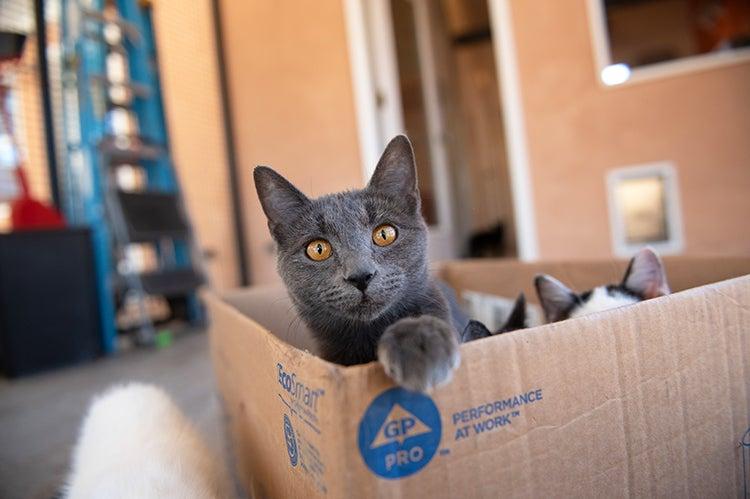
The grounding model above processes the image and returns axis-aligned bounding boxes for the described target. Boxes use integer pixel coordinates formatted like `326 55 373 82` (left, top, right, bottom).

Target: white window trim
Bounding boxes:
586 0 750 88
343 0 383 180
410 0 457 254
488 0 538 260
606 161 684 257
343 0 540 261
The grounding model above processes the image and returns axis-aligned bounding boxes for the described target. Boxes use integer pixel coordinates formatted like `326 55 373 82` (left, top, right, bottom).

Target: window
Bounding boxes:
607 162 684 256
589 0 750 85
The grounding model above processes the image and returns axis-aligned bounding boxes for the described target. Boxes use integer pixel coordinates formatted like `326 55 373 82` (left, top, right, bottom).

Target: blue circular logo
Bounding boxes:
283 414 298 467
357 387 442 479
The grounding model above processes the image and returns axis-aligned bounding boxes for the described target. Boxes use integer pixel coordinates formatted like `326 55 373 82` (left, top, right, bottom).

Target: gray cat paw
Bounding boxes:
377 316 460 393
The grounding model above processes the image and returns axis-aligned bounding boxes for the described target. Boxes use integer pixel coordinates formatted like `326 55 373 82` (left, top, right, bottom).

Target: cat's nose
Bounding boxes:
345 270 376 292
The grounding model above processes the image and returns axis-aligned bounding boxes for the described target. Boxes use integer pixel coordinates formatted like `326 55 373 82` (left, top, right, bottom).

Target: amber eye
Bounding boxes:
305 239 332 261
373 224 397 247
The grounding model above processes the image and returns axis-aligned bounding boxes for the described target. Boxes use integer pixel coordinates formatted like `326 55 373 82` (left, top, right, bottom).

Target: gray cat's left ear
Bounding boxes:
367 135 419 207
253 166 309 240
622 247 670 299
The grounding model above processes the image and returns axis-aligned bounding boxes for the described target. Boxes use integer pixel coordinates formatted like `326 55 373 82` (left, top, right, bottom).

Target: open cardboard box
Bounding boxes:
207 256 750 498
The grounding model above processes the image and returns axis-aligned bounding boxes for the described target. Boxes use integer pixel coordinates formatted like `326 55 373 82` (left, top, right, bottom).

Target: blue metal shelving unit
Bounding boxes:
60 0 204 352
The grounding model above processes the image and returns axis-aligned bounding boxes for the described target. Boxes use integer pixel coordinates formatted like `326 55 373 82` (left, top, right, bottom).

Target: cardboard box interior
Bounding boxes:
222 256 750 353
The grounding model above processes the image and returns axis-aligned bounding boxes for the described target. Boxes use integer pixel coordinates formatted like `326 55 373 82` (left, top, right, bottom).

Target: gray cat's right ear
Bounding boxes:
534 274 578 323
253 166 309 236
367 135 419 207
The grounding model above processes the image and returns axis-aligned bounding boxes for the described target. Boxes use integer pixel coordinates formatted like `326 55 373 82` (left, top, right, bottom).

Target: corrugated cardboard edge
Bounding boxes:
204 291 351 498
440 256 750 304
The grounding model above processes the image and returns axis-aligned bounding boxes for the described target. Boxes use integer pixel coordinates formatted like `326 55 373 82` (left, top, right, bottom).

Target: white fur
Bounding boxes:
64 383 233 499
569 286 638 319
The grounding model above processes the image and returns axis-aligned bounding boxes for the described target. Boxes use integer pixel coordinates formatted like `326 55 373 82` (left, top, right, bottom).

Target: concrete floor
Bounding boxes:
0 332 227 499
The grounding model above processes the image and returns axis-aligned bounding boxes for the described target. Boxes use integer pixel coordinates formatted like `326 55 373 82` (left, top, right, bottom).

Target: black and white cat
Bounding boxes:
535 247 670 323
462 293 527 341
464 248 670 340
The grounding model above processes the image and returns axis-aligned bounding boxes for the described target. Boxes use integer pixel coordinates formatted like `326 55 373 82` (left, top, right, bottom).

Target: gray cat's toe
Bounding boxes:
377 315 460 392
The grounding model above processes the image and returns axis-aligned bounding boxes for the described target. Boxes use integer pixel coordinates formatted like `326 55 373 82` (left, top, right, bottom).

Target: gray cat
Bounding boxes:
253 136 460 392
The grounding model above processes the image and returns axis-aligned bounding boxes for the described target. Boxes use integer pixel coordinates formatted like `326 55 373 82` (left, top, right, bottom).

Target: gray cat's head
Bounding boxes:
253 136 428 322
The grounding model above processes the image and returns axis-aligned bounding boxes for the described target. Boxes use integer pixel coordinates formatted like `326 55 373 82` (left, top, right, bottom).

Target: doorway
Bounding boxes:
352 0 517 260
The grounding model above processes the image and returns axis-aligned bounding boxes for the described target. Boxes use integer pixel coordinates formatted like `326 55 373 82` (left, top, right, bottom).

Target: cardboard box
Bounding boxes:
207 257 750 498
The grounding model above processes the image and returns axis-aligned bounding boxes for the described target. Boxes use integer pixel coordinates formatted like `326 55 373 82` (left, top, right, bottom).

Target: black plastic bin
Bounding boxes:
0 228 103 377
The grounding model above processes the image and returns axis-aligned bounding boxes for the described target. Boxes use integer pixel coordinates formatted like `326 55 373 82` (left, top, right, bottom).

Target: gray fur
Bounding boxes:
253 135 460 392
378 316 460 392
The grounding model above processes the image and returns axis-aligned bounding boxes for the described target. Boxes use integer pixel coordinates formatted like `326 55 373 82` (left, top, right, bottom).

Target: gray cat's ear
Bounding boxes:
367 135 419 207
534 274 577 323
253 166 309 238
622 247 670 299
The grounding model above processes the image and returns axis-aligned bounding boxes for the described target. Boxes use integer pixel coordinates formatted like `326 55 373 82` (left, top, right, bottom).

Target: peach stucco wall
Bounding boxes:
153 0 240 290
510 0 750 259
219 0 363 284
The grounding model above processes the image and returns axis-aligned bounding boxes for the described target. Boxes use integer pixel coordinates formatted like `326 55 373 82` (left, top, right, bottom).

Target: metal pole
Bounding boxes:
210 0 251 286
34 0 62 210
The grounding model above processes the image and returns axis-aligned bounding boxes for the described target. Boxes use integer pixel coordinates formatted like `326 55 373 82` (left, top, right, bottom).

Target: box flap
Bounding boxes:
441 256 750 303
336 275 750 496
205 292 349 497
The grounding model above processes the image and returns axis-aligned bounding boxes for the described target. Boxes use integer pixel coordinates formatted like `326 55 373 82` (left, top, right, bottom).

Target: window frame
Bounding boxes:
586 0 750 87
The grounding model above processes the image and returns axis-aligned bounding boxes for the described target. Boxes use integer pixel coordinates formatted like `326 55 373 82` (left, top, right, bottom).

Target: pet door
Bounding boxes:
607 162 684 256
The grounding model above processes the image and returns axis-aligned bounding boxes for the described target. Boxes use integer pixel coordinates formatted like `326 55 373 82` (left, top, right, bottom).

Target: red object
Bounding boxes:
1 47 65 231
10 168 65 230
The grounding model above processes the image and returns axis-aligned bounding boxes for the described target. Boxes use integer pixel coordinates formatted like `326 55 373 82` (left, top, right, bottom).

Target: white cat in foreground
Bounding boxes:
64 383 233 499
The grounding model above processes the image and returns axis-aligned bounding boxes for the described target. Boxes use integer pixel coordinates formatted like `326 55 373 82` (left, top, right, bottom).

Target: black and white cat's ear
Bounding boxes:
621 247 671 299
534 274 578 323
498 293 527 334
367 135 419 207
253 166 309 238
461 320 492 342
